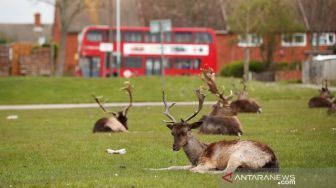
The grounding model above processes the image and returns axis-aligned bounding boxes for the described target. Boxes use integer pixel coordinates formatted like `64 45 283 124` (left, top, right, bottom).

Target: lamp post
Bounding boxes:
150 19 171 87
116 0 121 77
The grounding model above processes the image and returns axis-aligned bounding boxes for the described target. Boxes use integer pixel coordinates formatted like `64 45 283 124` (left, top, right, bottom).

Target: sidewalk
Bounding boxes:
0 101 216 111
296 84 336 91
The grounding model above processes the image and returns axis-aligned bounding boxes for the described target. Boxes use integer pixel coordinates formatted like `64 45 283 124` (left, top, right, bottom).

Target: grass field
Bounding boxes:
0 76 318 104
0 77 335 187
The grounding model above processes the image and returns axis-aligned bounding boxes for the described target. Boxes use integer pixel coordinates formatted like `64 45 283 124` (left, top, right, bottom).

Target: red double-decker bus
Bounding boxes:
77 26 217 77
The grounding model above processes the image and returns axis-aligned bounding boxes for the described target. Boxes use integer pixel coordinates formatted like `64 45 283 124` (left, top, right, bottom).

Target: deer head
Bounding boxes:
319 80 332 99
201 68 235 116
92 81 133 130
163 89 205 151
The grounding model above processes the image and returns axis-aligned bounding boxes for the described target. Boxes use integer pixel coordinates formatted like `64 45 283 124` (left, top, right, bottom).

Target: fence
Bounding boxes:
302 55 336 83
0 43 52 76
0 45 10 76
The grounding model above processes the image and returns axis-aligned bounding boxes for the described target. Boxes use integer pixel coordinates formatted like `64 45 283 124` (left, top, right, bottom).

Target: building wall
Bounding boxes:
216 33 331 73
64 33 78 75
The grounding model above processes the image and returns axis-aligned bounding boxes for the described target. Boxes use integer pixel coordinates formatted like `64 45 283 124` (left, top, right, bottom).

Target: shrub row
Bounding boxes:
220 60 301 77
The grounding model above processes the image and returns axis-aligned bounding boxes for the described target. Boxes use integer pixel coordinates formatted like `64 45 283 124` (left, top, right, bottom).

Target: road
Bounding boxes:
0 101 216 111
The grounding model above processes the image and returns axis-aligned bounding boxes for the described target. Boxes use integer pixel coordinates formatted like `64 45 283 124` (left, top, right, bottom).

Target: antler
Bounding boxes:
92 94 117 116
323 79 328 89
162 91 177 124
201 68 233 101
121 81 133 116
183 89 206 122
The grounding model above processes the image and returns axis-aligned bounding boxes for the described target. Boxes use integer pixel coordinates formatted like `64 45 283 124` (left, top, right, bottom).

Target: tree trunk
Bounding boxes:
261 34 276 70
243 47 250 81
56 29 67 76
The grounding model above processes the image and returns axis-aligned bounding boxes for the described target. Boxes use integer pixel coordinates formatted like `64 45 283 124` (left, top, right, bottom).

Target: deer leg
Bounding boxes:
146 165 193 171
190 163 216 174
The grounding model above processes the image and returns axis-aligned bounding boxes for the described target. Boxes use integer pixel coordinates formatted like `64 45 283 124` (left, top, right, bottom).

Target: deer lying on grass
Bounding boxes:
92 81 133 133
153 89 279 174
327 98 336 115
197 69 243 135
308 80 333 108
230 80 262 113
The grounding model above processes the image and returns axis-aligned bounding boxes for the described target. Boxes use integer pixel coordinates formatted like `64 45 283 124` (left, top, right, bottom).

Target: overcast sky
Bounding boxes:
0 0 55 24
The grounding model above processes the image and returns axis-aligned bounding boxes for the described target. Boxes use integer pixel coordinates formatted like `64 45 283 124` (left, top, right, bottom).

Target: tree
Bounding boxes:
38 0 87 76
227 0 263 80
296 0 336 52
258 0 303 69
227 0 303 71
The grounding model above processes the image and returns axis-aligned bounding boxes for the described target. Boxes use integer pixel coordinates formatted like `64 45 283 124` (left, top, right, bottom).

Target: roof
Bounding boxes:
0 24 51 43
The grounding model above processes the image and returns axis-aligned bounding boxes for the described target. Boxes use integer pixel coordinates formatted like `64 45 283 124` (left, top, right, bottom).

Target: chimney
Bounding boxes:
34 13 41 27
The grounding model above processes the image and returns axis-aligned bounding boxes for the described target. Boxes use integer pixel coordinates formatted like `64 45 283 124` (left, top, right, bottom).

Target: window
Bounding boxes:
312 33 336 46
175 32 193 43
86 30 105 42
195 32 212 44
281 33 306 47
238 34 262 47
193 59 201 69
175 58 193 69
123 57 142 68
145 58 162 75
144 33 160 42
79 56 100 77
164 32 172 42
124 31 142 42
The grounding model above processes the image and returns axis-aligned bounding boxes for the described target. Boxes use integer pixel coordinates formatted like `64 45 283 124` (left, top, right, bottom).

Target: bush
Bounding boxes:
220 60 265 77
272 61 301 71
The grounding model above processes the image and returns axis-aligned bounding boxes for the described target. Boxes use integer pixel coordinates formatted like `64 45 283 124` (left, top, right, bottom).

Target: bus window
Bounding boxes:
86 30 105 42
145 58 162 75
79 56 100 77
164 32 172 42
123 57 142 68
144 33 160 42
195 32 212 44
125 31 142 42
175 32 193 43
193 59 201 69
175 58 192 69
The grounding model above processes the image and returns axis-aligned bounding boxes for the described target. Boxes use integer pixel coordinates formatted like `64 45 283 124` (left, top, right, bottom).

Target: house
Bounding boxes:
0 13 51 44
52 0 336 76
0 13 52 76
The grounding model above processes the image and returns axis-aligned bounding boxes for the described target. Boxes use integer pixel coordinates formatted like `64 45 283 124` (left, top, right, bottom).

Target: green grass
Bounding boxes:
0 76 319 104
1 101 335 187
0 77 335 187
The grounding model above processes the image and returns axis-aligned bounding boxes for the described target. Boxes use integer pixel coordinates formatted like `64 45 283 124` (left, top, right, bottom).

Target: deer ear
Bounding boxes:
166 124 173 129
189 121 203 129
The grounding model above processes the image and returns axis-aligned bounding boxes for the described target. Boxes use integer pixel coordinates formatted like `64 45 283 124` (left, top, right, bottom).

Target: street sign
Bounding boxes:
99 43 113 52
150 19 171 33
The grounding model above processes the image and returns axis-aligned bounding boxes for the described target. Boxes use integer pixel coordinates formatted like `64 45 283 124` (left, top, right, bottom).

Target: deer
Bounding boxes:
151 89 279 174
92 81 133 133
197 68 243 135
327 98 336 115
230 80 262 114
308 80 333 108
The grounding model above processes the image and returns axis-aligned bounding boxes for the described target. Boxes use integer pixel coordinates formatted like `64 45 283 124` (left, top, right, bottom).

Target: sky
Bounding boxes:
0 0 55 24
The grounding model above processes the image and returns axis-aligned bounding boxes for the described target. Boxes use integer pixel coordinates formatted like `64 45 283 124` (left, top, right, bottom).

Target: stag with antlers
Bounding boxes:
92 81 133 133
230 80 262 113
153 89 279 174
308 80 333 108
197 68 243 135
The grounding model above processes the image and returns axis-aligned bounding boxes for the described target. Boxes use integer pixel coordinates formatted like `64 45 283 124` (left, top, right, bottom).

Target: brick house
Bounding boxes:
52 0 336 75
0 13 52 76
0 13 51 44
